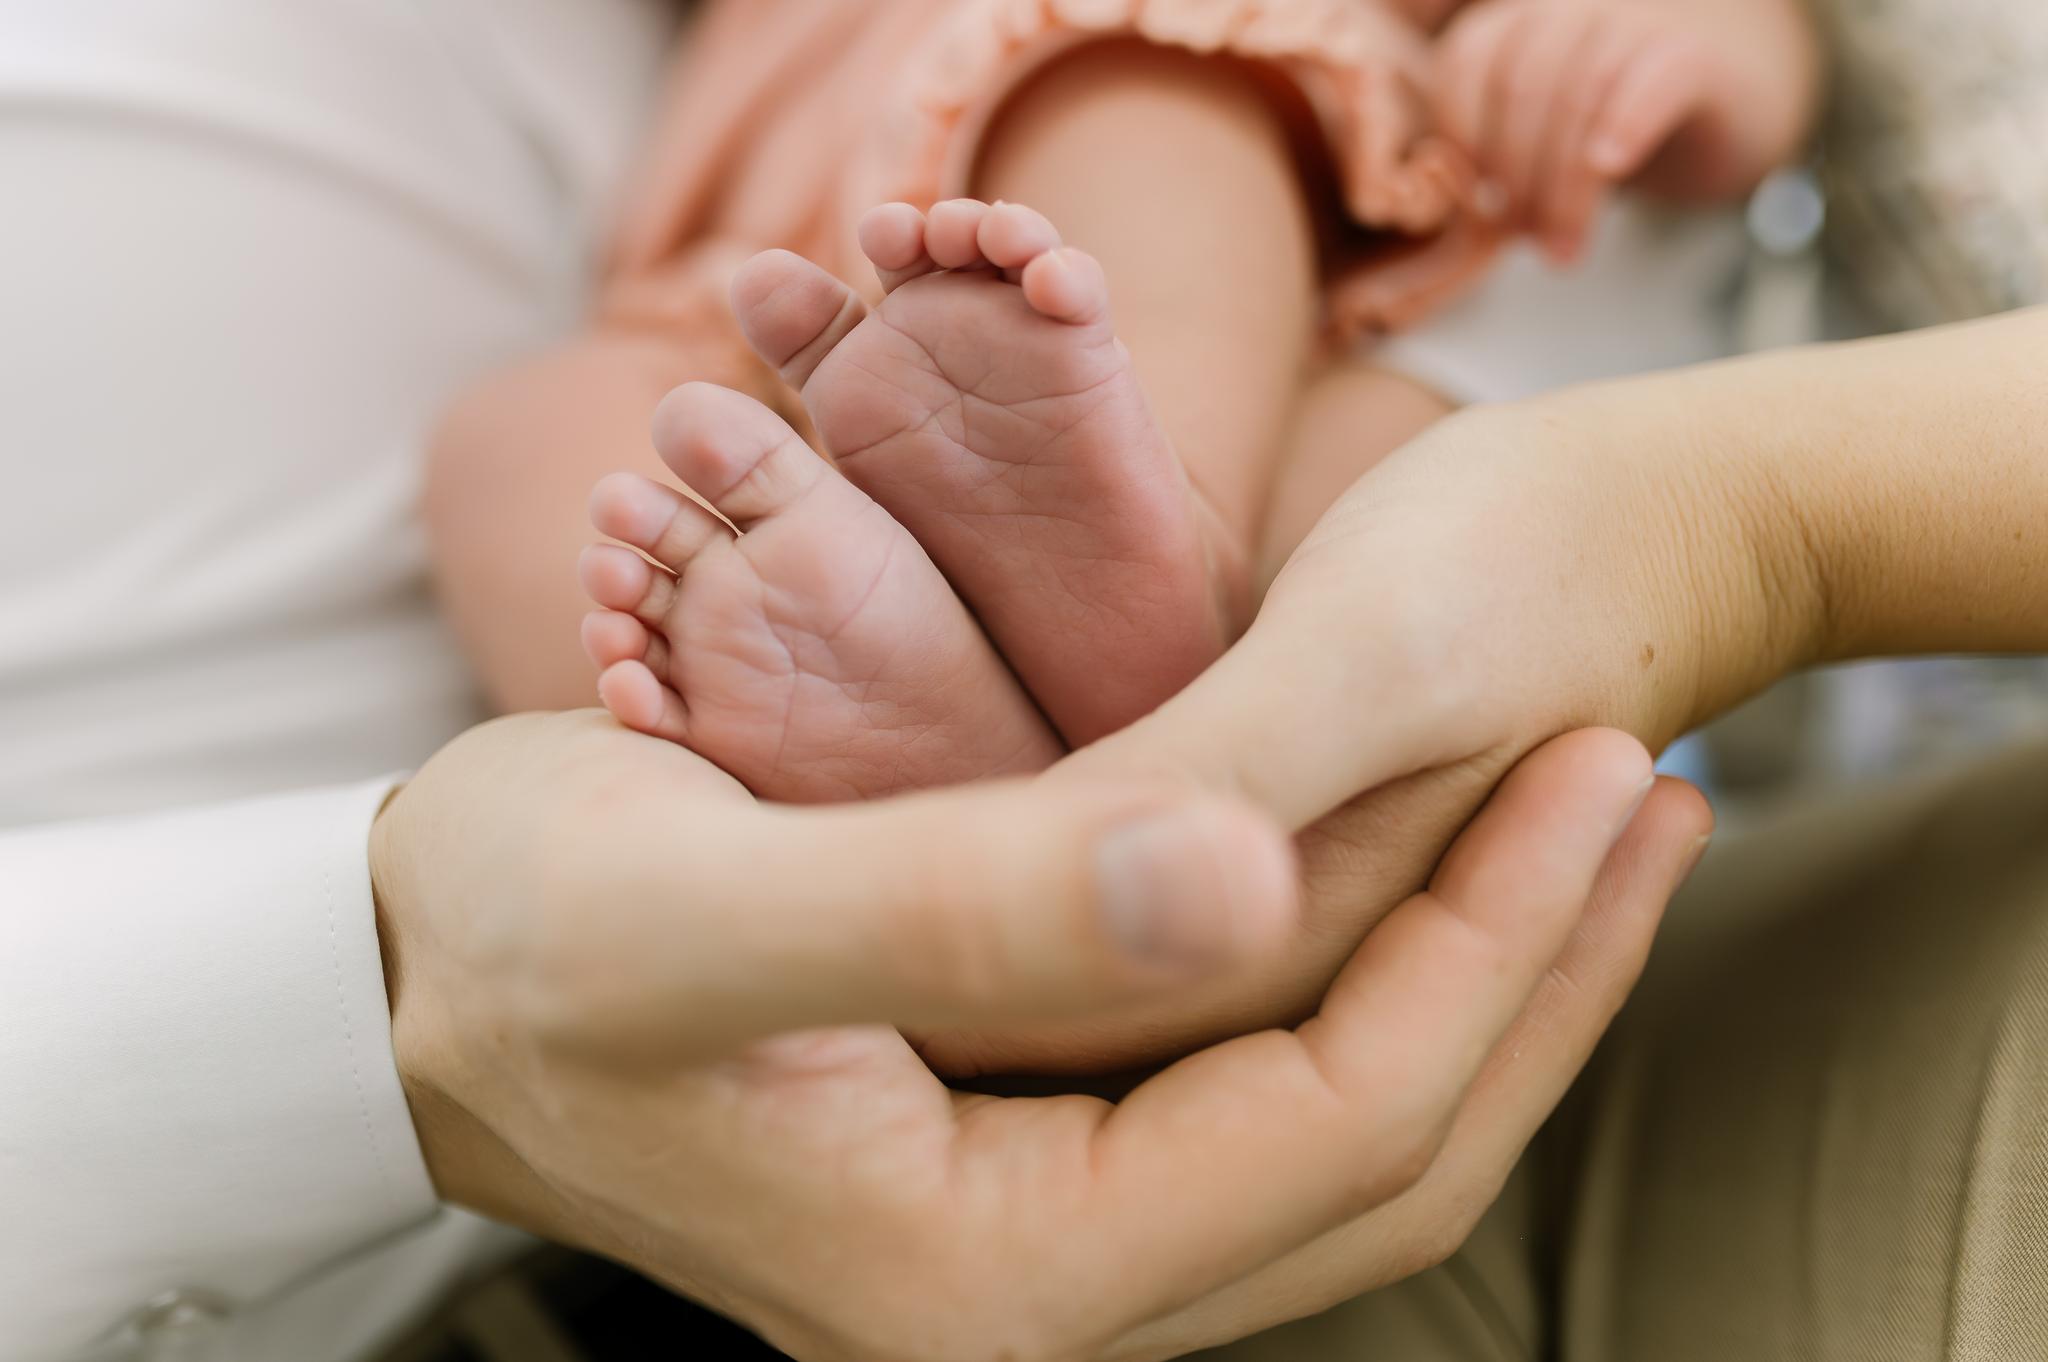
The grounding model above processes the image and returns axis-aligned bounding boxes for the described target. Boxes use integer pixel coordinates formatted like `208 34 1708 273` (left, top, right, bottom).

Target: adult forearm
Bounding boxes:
1731 310 2048 663
1562 308 2048 725
1446 309 2048 757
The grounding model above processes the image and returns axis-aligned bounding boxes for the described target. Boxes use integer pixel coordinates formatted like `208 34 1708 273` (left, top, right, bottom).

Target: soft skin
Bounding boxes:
1432 0 1822 259
372 713 1705 1362
374 304 2048 1361
935 307 2048 1079
429 9 1819 717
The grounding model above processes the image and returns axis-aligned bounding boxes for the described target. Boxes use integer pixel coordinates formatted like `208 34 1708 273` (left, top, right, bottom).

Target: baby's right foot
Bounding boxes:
732 200 1237 747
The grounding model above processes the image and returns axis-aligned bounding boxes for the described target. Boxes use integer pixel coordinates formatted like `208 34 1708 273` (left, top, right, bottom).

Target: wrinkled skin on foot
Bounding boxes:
583 200 1235 802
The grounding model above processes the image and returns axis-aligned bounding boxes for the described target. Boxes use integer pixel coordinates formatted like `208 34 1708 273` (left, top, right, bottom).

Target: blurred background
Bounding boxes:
1666 0 2048 821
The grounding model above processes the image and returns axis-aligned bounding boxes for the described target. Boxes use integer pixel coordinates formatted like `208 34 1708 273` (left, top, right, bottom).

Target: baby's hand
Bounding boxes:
1432 0 1728 263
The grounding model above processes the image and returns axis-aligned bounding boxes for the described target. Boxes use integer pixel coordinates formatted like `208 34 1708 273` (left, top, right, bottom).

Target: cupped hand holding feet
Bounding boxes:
1016 312 2048 1081
503 196 2048 1354
523 194 1993 1354
372 711 1705 1362
572 196 1723 1081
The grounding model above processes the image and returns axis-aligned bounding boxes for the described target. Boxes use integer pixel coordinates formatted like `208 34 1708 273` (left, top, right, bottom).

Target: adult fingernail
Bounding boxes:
1678 832 1713 885
1615 774 1658 839
1094 806 1285 965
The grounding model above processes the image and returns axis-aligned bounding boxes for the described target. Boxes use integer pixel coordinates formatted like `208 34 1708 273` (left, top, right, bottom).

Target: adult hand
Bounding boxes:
371 711 1703 1362
1092 310 2048 853
994 314 2048 1348
922 375 1771 1077
1129 386 1795 818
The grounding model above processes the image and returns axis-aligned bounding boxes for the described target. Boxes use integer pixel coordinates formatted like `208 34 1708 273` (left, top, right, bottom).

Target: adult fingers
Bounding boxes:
556 776 1304 1062
1392 774 1711 1188
1104 773 1712 1360
1019 730 1654 1341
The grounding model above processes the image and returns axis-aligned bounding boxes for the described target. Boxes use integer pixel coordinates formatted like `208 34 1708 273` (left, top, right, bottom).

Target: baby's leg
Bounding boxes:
972 40 1323 599
427 329 770 713
1258 361 1457 585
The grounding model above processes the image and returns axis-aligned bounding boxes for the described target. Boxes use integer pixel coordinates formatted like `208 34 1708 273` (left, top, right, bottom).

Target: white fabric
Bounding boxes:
0 783 437 1358
0 0 668 826
1377 200 1749 404
0 2 671 1358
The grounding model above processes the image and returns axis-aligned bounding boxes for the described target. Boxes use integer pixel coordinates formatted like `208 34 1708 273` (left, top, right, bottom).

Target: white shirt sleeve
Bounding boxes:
0 781 438 1359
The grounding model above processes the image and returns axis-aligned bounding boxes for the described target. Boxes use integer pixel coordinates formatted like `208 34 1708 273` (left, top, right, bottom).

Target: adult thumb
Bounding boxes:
668 781 1301 1055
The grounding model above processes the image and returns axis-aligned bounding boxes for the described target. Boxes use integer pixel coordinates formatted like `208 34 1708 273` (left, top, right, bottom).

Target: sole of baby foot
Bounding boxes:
732 199 1233 748
580 381 1060 803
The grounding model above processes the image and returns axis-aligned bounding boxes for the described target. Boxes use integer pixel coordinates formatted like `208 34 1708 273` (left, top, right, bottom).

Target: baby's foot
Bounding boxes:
731 200 1233 747
580 382 1060 803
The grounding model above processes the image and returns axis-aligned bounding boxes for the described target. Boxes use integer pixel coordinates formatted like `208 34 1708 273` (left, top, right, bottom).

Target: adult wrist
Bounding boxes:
368 788 455 1194
1685 354 1837 690
369 787 507 1222
368 778 600 1253
1529 364 1832 739
1778 314 2048 664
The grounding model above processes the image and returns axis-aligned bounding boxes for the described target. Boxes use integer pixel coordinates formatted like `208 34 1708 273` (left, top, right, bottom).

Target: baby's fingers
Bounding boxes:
1586 33 1714 181
1432 1 1534 213
1493 6 1601 226
1537 19 1651 260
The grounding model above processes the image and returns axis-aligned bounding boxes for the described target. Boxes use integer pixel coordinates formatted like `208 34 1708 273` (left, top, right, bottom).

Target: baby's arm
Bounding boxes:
425 316 733 713
1432 0 1822 260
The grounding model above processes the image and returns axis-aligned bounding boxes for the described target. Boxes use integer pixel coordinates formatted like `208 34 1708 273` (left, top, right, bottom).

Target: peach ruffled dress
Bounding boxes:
602 0 1499 410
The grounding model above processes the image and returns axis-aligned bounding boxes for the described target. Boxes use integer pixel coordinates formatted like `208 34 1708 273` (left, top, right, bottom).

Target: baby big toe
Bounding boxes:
651 382 833 529
730 251 868 390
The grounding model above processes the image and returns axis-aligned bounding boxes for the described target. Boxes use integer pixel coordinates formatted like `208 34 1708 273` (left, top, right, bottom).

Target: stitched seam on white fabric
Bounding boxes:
325 864 398 1215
